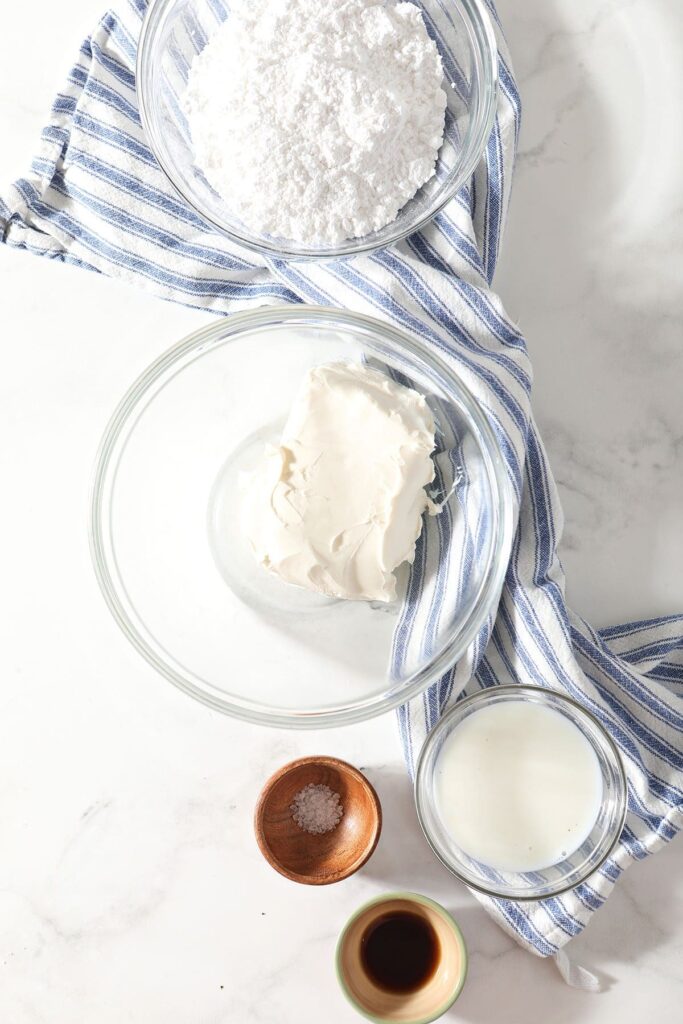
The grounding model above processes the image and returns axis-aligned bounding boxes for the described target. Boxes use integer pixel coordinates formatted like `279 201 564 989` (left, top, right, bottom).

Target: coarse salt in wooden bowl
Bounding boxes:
254 756 382 885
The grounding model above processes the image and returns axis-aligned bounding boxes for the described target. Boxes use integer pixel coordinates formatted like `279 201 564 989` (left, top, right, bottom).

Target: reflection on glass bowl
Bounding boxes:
415 685 628 900
89 306 513 728
136 0 498 260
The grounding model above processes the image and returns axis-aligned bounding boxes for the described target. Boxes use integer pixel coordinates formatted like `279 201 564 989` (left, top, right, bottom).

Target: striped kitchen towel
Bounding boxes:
2 0 681 969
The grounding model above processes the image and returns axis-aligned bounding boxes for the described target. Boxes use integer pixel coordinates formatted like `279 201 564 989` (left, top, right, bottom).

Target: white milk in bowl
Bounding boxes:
433 700 604 873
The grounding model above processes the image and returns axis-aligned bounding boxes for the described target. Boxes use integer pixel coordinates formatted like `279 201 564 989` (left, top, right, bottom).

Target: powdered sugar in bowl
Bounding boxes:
137 0 498 260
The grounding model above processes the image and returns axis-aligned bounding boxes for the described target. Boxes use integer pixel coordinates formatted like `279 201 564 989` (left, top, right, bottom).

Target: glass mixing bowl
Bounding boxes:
415 686 628 900
136 0 498 260
89 306 513 727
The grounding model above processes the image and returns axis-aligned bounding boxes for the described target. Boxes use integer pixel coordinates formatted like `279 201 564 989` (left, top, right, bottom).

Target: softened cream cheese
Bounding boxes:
241 362 437 602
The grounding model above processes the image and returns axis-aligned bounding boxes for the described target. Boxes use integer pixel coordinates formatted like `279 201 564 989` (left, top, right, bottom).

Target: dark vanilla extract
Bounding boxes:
360 910 440 994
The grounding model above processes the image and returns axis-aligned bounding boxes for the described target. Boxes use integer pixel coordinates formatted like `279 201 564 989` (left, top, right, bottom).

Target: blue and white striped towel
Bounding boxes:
2 0 681 968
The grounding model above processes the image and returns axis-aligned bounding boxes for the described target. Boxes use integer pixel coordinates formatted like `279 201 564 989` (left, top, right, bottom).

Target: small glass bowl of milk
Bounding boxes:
415 686 627 900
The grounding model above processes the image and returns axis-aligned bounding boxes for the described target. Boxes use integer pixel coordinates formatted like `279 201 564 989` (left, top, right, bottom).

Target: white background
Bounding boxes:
1 1 682 1021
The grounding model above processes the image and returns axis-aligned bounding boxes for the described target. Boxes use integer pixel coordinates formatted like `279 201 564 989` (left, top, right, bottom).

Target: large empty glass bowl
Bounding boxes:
90 307 513 727
136 0 498 260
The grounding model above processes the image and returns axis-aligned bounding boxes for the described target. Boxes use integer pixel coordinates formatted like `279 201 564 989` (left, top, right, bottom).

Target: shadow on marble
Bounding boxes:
496 0 683 626
569 836 683 976
447 842 683 1022
357 757 683 1011
356 766 445 893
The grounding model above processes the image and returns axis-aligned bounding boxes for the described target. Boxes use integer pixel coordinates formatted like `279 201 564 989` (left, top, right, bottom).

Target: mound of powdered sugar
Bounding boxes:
183 0 447 245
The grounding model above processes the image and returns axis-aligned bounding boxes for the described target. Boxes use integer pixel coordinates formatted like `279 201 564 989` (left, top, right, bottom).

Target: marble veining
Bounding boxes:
0 0 681 1021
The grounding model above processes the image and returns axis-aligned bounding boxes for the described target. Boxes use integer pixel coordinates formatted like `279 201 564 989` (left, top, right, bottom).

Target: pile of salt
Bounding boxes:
290 783 344 835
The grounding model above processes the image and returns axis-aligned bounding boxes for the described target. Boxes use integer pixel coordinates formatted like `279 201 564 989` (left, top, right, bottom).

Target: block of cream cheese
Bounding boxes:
241 362 437 601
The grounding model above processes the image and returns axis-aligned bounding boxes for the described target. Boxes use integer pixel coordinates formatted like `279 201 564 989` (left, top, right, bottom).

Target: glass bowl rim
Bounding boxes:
89 304 515 728
135 0 499 262
335 891 468 1024
414 684 628 899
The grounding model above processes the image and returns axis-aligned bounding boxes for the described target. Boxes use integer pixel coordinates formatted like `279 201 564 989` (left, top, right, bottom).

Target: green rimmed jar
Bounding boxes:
336 892 467 1023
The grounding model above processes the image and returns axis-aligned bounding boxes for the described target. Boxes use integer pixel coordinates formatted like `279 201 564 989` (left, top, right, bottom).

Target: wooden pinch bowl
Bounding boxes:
254 756 382 885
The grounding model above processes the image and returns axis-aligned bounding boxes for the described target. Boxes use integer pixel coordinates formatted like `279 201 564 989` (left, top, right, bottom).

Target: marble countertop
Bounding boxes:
1 0 681 1020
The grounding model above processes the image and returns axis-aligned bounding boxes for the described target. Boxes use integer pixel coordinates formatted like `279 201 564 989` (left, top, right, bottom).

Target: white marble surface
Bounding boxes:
0 1 681 1021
